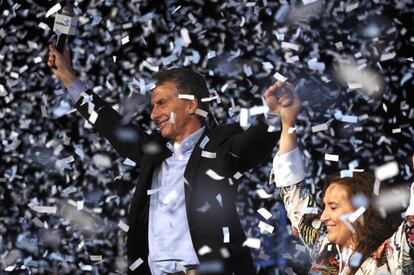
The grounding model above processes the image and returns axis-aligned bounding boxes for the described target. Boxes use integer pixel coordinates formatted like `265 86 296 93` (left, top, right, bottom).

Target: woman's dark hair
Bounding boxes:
322 171 399 274
152 68 210 124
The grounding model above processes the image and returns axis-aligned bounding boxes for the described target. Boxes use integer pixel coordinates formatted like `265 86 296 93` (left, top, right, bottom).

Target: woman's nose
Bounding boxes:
320 209 329 222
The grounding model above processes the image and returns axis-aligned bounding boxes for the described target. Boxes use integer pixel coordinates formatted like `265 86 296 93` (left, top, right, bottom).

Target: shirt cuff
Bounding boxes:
273 147 305 187
67 78 88 103
264 113 281 127
405 182 414 215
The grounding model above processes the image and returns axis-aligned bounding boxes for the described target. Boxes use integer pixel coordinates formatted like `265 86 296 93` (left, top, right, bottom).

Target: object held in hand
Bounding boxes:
53 5 77 53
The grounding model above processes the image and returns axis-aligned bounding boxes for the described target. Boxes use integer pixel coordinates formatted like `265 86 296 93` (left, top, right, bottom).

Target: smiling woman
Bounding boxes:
271 90 414 274
273 148 414 274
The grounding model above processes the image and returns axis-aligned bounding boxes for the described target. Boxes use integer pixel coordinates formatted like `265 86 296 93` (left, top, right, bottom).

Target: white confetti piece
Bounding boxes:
258 221 274 233
199 136 209 149
325 153 339 162
348 207 366 223
311 123 328 133
348 82 364 89
380 52 396 61
256 189 272 199
147 188 160 195
90 255 102 261
392 128 401 133
345 2 359 12
123 158 136 167
118 220 129 232
243 237 261 249
350 251 362 267
28 204 57 214
220 247 230 258
121 35 130 45
249 105 269 116
38 22 50 31
216 194 223 207
257 208 272 220
373 179 381 196
281 41 299 51
207 50 216 59
375 161 399 181
288 127 296 134
233 171 243 180
129 258 144 271
195 108 208 118
206 169 224 180
273 72 288 83
304 207 319 214
89 111 98 124
201 95 218 102
201 151 216 158
178 94 195 100
169 112 176 124
32 217 44 227
197 201 211 213
77 200 84 211
340 170 353 178
45 3 61 18
340 115 358 123
223 227 230 243
180 28 192 46
239 108 249 128
198 245 212 256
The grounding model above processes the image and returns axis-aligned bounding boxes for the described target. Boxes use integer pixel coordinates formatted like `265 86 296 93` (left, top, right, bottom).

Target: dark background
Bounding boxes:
0 0 413 274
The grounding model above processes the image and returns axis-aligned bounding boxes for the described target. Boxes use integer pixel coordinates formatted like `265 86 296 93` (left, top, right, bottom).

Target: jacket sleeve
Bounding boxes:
273 148 323 250
74 89 150 165
224 119 278 173
383 183 414 272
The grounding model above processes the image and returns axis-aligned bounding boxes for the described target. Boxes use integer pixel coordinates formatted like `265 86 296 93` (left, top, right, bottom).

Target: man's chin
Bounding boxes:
160 129 173 139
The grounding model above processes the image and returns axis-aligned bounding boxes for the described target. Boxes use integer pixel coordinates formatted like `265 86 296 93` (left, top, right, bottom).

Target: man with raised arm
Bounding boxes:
47 44 294 275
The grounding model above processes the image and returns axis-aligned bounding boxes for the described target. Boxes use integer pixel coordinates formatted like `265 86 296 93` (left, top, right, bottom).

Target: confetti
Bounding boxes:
129 258 144 271
273 72 288 83
195 108 208 118
243 238 261 249
45 3 61 18
201 150 216 159
325 153 339 162
123 158 136 167
257 208 272 220
206 169 224 180
311 123 329 133
198 245 212 256
121 35 130 45
223 227 230 243
281 41 299 51
375 162 399 181
178 94 195 100
118 220 129 232
258 221 274 234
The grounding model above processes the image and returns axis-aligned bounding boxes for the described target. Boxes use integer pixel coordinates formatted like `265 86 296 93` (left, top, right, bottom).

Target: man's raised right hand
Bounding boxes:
47 44 77 88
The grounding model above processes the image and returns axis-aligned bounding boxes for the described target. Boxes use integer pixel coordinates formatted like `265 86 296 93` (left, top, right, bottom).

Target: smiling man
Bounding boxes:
47 44 293 275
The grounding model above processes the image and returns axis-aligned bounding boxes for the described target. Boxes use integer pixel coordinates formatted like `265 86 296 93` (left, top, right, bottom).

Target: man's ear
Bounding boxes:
187 98 199 114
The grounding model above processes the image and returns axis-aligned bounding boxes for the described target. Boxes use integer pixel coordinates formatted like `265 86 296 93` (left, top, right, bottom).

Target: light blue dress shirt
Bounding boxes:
148 127 205 274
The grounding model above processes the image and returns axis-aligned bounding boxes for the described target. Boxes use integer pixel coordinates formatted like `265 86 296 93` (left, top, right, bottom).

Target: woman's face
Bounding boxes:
320 183 355 248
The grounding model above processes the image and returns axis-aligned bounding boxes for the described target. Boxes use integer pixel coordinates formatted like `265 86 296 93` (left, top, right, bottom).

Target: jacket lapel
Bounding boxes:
183 127 210 218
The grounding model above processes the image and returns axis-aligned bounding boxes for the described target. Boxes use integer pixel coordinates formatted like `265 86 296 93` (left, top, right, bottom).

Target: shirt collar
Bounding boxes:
166 126 206 155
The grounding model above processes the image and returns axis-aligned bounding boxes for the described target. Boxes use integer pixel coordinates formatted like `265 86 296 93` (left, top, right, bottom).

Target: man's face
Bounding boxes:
150 81 196 143
321 183 355 248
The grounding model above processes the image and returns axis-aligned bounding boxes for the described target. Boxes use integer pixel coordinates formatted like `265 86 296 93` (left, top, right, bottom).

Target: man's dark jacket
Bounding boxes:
75 89 278 274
